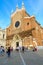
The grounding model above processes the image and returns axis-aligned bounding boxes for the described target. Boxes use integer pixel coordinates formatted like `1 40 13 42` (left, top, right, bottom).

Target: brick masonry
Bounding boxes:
6 8 43 49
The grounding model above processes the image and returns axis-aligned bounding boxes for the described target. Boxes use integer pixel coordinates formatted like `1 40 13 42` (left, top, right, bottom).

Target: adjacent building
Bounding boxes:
0 28 6 48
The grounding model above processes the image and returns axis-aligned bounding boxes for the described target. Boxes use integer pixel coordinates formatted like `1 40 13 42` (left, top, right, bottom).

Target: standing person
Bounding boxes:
0 46 4 56
0 46 2 55
1 46 5 56
7 47 11 57
22 46 24 53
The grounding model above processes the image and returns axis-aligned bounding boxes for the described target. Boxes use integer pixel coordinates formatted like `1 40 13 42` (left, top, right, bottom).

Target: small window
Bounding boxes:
3 34 5 39
27 22 29 25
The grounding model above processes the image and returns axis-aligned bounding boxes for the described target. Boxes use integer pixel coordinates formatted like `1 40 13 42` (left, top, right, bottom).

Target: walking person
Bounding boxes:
6 47 11 57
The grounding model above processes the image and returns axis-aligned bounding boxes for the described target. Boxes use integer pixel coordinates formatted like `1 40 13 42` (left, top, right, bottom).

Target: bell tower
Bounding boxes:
22 2 25 10
16 4 19 11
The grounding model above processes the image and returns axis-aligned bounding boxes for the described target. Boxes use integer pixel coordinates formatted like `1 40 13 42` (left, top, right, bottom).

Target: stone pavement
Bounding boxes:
0 49 43 65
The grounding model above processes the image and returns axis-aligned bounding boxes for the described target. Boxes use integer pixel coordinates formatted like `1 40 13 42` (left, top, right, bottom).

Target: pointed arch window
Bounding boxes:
3 34 5 39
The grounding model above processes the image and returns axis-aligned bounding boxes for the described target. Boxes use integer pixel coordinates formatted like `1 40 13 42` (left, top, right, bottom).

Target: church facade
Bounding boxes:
6 3 43 49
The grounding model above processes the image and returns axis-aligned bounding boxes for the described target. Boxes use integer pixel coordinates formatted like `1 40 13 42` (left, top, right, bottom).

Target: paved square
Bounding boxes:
0 49 43 65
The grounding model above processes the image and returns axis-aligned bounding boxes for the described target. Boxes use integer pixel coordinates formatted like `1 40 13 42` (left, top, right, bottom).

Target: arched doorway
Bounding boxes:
11 34 22 49
16 42 19 47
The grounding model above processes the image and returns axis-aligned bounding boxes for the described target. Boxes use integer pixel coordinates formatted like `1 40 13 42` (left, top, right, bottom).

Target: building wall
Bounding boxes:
0 28 6 48
6 8 43 49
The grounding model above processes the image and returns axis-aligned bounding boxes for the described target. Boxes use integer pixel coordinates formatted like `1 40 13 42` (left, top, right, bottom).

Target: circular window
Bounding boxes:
15 21 20 27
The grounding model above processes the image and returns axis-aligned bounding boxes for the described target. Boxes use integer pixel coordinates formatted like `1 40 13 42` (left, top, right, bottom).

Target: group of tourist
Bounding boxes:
0 46 25 57
0 46 12 57
0 46 37 58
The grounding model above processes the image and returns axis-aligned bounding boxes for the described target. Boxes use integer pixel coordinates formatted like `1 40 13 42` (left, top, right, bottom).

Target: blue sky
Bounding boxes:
0 0 43 29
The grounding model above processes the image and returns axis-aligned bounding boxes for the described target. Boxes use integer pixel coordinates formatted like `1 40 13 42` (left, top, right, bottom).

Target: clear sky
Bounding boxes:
0 0 43 29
